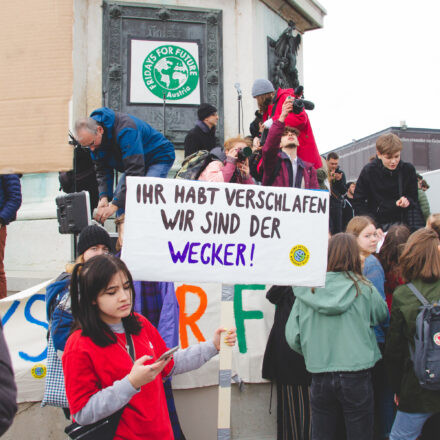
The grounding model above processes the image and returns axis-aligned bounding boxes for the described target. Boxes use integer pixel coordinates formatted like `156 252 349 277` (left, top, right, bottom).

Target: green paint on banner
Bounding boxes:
234 284 265 354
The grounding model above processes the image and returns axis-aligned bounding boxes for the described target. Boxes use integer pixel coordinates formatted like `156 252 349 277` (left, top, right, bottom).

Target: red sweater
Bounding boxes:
63 314 174 440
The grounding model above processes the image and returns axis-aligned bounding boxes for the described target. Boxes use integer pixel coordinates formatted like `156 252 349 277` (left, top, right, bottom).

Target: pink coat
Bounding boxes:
198 158 254 184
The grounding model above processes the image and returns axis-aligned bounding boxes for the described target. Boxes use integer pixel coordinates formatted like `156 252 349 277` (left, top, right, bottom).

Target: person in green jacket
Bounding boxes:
286 233 388 440
417 175 431 221
384 228 440 439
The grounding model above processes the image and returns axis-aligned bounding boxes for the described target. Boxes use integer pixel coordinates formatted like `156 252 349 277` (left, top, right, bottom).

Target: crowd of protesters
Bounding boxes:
0 76 439 440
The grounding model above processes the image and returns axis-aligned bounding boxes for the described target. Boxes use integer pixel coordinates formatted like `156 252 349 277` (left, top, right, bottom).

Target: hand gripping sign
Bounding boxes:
122 177 329 287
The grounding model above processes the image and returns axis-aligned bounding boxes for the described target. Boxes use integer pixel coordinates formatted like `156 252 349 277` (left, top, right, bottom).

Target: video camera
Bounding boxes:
289 86 315 115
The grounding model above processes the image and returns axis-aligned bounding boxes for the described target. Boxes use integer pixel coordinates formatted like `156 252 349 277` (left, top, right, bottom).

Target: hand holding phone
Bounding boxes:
157 346 179 362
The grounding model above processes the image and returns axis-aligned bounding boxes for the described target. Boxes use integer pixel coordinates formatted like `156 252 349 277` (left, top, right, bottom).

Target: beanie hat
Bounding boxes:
252 79 275 97
197 103 217 121
77 225 112 256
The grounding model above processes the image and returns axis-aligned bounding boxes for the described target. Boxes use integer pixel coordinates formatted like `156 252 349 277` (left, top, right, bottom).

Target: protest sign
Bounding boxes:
0 280 51 402
122 177 329 286
0 281 275 402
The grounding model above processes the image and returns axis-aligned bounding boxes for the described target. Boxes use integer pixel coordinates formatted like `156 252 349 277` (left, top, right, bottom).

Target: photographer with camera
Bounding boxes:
261 97 318 189
251 79 322 169
326 152 347 234
198 138 254 184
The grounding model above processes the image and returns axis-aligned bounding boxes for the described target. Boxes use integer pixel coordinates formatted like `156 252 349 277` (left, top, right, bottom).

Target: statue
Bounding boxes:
270 20 301 90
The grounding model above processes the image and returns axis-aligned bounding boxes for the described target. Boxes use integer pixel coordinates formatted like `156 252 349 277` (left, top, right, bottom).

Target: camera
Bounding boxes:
289 96 315 115
237 146 252 162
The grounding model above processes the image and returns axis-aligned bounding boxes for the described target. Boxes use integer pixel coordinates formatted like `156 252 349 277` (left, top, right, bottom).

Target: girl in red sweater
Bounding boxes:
62 254 236 440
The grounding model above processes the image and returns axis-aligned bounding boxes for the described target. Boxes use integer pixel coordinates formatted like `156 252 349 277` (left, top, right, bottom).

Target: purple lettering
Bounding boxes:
201 243 211 264
168 241 189 263
188 242 201 264
224 244 234 266
211 243 223 265
236 243 246 266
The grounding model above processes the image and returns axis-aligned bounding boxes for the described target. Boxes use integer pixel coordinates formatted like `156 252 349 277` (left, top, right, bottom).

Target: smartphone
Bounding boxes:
157 346 179 362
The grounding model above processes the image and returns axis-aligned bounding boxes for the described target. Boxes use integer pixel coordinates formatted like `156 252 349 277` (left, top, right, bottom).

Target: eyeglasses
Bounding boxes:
80 140 95 151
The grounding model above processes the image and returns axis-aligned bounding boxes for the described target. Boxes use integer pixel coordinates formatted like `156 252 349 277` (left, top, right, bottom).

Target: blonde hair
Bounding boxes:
346 216 375 237
376 133 402 155
114 214 125 252
224 137 246 152
400 228 440 283
65 254 85 274
427 213 440 239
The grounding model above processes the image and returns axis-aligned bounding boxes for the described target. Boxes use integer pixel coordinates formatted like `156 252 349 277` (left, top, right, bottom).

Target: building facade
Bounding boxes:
327 126 440 181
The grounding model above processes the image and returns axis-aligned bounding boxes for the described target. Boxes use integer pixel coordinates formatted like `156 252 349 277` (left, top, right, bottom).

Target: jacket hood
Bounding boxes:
45 275 70 321
294 272 366 316
276 88 296 101
210 146 226 162
90 107 115 131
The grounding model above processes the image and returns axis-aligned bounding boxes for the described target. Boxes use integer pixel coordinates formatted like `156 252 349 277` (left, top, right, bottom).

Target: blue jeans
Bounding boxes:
389 410 433 440
115 161 174 216
310 370 374 440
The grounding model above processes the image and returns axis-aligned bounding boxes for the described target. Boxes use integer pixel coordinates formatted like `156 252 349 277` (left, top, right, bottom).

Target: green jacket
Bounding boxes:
417 189 430 221
285 271 388 373
384 279 440 413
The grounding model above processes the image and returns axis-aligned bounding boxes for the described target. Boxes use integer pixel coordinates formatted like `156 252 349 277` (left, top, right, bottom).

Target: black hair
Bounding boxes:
70 254 142 347
326 152 339 160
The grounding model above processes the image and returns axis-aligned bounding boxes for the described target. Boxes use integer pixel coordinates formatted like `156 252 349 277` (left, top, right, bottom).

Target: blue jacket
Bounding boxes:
364 254 389 343
0 175 22 225
90 108 175 208
45 274 72 352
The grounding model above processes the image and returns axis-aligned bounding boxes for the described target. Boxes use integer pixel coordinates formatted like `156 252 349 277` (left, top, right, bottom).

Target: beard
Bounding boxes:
283 142 298 150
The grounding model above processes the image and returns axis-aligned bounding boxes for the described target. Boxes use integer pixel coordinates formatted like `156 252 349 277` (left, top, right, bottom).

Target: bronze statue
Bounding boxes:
271 20 301 89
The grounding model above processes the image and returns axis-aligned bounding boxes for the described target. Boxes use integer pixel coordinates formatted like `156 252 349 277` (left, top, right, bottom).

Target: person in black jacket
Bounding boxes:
327 152 347 234
262 286 311 440
184 103 219 157
0 323 17 436
353 133 418 233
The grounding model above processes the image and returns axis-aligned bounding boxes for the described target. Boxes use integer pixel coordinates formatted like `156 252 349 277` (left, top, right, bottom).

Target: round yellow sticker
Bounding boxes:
289 245 310 266
31 364 46 379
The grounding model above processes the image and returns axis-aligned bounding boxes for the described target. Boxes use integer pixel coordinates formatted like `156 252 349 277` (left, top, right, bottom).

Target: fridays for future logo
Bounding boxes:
142 45 199 100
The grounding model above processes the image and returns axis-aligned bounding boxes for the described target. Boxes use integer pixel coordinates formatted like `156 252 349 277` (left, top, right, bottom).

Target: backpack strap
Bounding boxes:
407 282 430 306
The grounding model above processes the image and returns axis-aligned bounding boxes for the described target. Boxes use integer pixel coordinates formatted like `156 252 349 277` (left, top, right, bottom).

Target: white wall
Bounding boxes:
423 169 440 214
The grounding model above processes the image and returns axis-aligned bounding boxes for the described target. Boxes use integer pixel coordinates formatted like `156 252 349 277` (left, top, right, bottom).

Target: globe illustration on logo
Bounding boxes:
143 45 199 101
289 245 310 266
154 57 189 90
293 249 306 263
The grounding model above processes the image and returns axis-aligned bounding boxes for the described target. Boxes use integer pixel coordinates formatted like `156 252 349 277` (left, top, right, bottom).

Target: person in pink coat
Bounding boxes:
198 138 254 184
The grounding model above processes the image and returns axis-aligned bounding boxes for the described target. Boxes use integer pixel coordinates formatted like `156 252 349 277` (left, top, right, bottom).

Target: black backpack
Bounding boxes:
407 283 440 390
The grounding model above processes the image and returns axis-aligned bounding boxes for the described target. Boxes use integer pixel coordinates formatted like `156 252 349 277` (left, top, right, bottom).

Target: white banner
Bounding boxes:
122 177 329 286
129 39 201 105
0 281 51 402
1 281 276 401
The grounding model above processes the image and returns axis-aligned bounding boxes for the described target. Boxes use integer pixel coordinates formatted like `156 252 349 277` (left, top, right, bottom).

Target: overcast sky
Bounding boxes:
302 0 440 154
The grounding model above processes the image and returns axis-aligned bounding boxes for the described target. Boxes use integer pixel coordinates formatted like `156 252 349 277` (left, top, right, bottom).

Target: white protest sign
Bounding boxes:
0 280 51 402
122 177 329 286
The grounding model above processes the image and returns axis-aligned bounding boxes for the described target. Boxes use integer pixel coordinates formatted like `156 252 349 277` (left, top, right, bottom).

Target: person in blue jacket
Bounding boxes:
0 174 22 298
347 216 394 440
74 107 175 224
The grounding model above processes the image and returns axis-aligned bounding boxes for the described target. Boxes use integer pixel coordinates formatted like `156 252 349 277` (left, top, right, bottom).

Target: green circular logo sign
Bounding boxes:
142 45 199 100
